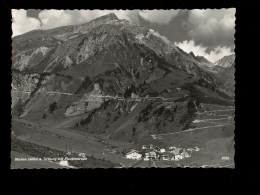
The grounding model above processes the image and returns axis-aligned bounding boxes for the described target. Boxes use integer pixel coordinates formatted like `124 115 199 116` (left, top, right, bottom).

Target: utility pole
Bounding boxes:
178 132 181 147
148 153 151 168
65 142 72 154
92 149 95 158
68 143 72 154
102 83 104 95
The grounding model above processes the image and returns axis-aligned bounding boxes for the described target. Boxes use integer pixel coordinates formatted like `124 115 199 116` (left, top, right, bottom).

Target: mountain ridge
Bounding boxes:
214 54 235 68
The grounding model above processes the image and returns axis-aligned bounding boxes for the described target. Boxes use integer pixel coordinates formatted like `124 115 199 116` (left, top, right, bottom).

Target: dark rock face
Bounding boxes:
12 14 235 142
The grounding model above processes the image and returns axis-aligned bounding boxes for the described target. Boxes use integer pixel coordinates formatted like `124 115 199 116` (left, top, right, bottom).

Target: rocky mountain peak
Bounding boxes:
75 13 121 34
188 51 212 67
214 54 235 68
95 13 119 22
189 52 196 59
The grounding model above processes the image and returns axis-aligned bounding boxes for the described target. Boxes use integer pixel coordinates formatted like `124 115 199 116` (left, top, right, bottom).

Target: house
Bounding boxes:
149 152 157 159
142 145 148 149
169 147 182 155
160 148 166 153
169 146 176 151
125 150 142 160
194 146 200 151
59 160 69 166
144 151 157 161
157 153 168 160
78 153 86 158
181 150 191 158
173 154 183 161
144 153 150 161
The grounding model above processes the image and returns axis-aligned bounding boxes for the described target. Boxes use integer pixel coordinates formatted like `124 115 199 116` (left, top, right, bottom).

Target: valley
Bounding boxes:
11 100 234 168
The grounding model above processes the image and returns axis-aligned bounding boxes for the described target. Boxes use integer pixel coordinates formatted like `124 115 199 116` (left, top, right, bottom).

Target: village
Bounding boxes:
123 144 201 162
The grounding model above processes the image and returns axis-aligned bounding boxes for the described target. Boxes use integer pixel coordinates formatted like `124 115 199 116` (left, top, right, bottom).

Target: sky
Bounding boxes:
11 9 235 63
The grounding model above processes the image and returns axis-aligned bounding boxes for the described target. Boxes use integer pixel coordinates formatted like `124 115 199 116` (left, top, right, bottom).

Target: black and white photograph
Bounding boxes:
11 9 235 169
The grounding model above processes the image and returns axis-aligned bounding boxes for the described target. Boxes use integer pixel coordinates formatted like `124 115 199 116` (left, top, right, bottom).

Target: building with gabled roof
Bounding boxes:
160 148 166 153
125 150 142 160
144 151 157 161
194 146 200 151
181 150 191 158
172 154 183 161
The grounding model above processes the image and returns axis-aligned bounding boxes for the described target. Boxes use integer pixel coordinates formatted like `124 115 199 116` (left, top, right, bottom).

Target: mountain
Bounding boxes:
11 13 234 144
214 54 235 68
189 51 196 59
188 52 213 67
210 54 235 94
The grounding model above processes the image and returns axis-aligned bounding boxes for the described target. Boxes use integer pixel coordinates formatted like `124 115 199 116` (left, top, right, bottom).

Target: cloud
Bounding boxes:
38 10 140 30
12 9 41 37
185 9 235 52
12 9 182 36
12 10 141 37
139 10 180 25
175 39 234 63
